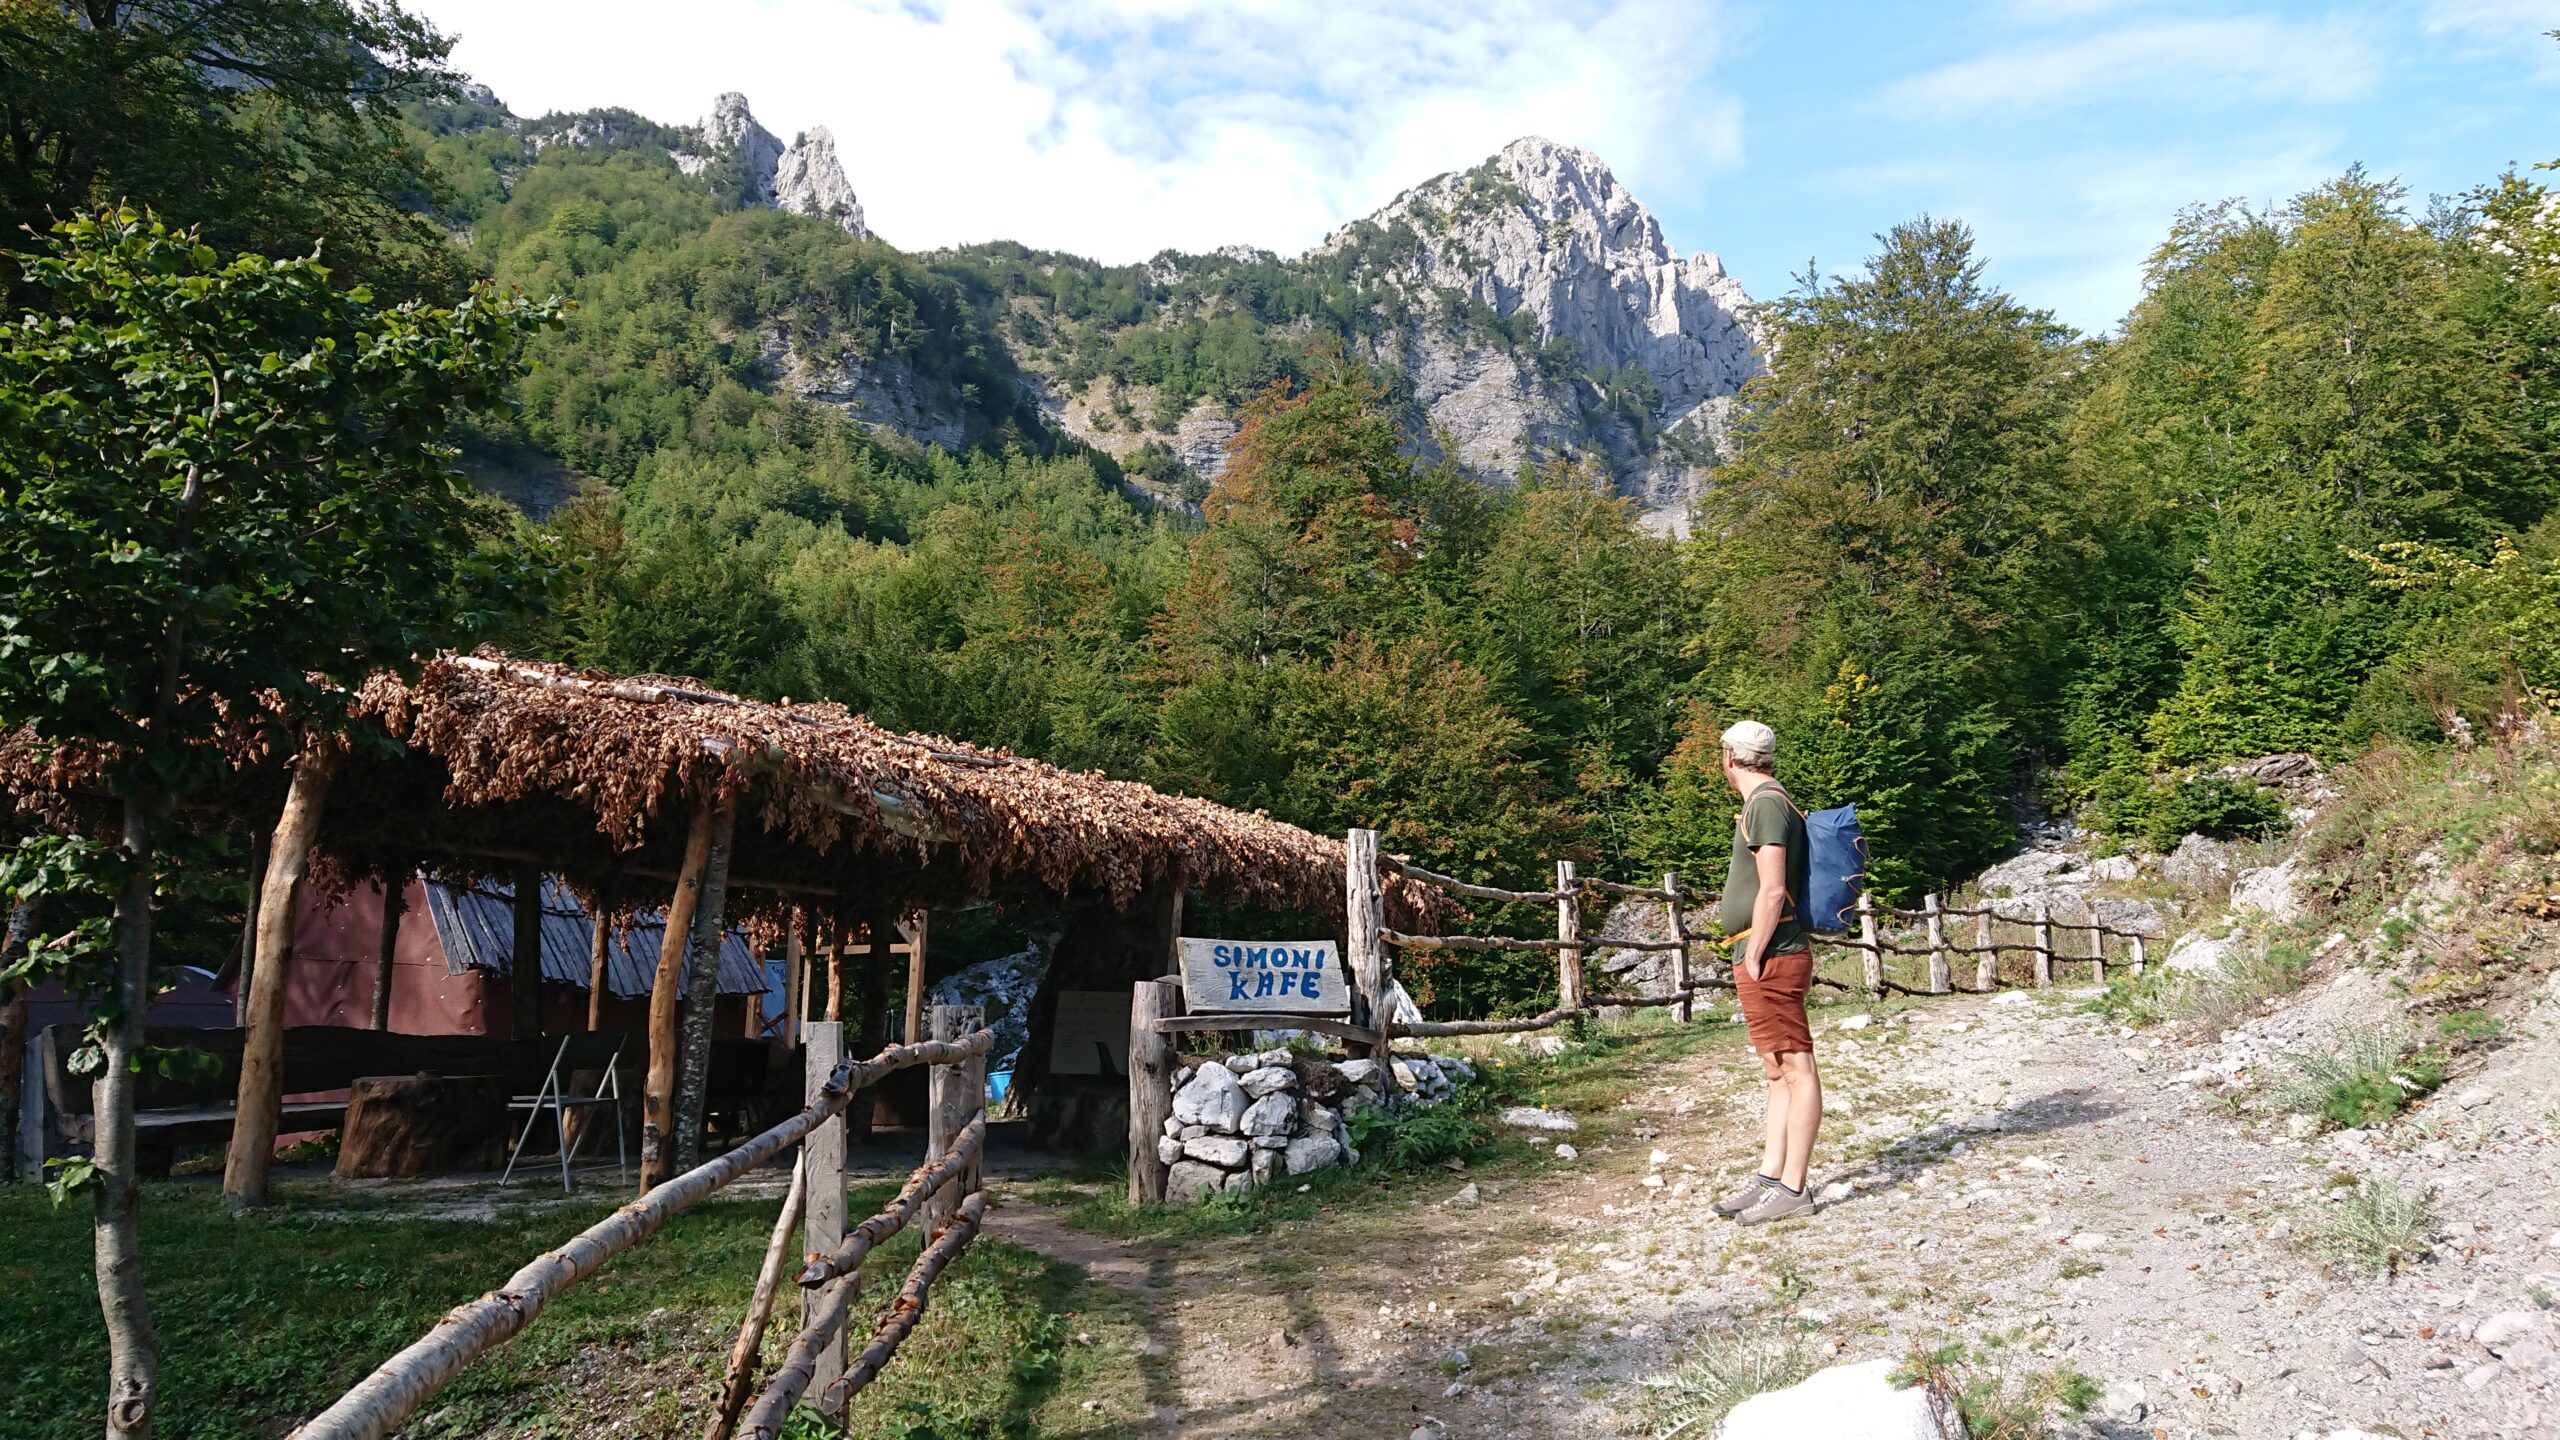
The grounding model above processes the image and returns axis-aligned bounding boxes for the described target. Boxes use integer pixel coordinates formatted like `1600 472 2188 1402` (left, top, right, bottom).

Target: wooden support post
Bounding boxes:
369 872 406 1032
1127 980 1177 1206
2128 934 2147 976
822 915 844 1023
1 901 29 1181
923 1003 983 1231
586 912 612 1033
850 926 887 1144
2089 919 2107 985
1923 892 1949 995
1974 910 1997 991
510 864 543 1043
223 742 338 1210
801 1021 846 1407
1856 891 1883 995
1343 830 1386 1056
641 804 718 1191
673 796 738 1175
1664 873 1692 1024
2032 898 2054 989
900 913 930 1047
780 911 803 1048
1555 860 1585 1012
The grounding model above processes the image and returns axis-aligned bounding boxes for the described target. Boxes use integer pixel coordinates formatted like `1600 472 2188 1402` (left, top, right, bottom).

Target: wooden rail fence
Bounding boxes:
288 1011 996 1440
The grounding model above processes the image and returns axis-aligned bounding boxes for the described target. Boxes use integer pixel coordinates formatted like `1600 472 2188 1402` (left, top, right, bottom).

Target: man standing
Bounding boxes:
1707 720 1822 1224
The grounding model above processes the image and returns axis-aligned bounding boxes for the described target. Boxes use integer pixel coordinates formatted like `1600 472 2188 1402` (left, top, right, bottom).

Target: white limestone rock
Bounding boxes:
1500 1106 1580 1132
2165 933 2235 974
1180 1135 1250 1168
2230 857 2305 921
1712 1359 1962 1440
2161 834 2236 890
1165 1160 1226 1205
1240 1093 1298 1139
1284 1134 1342 1175
1238 1065 1297 1099
1172 1062 1247 1131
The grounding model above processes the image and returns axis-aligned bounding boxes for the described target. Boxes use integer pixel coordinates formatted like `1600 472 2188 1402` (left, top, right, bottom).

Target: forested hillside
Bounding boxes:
9 4 2554 1017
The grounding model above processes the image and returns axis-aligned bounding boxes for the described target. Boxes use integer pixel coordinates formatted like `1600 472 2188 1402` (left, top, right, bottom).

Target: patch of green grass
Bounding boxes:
0 1177 1114 1440
2304 1175 2437 1276
2057 1255 2104 1280
2093 940 2310 1034
2436 1008 2503 1045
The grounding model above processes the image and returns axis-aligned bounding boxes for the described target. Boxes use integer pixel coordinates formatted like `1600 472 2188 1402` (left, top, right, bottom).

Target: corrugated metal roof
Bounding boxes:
423 876 768 998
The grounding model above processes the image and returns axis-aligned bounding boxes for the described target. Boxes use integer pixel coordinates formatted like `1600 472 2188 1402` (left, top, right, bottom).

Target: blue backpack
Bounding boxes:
1736 786 1869 936
1803 804 1868 933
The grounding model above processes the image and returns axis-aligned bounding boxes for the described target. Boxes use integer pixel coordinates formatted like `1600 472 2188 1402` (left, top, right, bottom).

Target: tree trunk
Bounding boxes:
1555 860 1584 1011
510 865 542 1042
232 828 266 1028
97 791 165 1438
640 806 717 1191
223 744 339 1210
899 912 929 1047
1343 830 1385 1057
822 915 843 1022
671 796 737 1175
369 872 405 1032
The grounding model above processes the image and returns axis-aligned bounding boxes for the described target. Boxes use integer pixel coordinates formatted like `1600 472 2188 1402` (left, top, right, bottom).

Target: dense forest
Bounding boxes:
8 5 2556 1015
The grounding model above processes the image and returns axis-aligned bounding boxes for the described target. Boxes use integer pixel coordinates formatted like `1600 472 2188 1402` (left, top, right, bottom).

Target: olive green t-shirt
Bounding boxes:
1720 784 1812 956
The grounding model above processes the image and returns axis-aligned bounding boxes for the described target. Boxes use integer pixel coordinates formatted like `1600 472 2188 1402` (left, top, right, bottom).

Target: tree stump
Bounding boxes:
335 1073 506 1178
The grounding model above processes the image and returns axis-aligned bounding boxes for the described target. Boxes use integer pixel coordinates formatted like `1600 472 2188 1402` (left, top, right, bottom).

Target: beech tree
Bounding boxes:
0 209 551 1439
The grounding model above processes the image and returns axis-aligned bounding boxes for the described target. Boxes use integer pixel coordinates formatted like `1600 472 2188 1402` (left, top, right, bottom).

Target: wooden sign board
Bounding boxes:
1177 938 1349 1016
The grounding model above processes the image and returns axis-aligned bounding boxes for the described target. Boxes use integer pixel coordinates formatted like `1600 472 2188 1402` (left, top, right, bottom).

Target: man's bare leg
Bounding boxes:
1777 1049 1821 1191
1757 1051 1788 1180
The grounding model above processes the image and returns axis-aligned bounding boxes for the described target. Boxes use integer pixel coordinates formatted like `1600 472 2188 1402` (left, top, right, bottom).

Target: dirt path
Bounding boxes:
994 975 2560 1439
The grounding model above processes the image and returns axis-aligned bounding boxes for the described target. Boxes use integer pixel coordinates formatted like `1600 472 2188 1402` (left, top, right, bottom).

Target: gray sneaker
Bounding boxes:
1735 1184 1816 1225
1711 1175 1774 1217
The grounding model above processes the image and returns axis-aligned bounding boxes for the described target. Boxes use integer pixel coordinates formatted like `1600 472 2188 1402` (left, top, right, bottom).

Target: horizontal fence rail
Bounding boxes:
291 1027 995 1440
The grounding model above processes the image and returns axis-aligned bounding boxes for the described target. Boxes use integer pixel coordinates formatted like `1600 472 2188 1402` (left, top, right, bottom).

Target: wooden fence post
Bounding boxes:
2089 920 2107 985
223 741 338 1210
924 1004 983 1231
1924 893 1949 995
2032 898 2054 988
672 795 739 1175
2128 934 2147 976
1974 910 1996 992
706 1152 808 1440
641 804 718 1191
1343 830 1386 1054
1127 980 1178 1206
801 1021 846 1408
1856 891 1882 995
1664 873 1692 1024
370 870 406 1032
1556 860 1585 1011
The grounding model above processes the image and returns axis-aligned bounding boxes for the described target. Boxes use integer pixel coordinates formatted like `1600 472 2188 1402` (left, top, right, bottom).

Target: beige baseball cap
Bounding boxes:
1719 719 1777 766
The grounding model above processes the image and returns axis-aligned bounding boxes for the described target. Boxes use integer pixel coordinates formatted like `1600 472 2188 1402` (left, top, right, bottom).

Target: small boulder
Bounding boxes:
1712 1358 1961 1440
2230 858 2304 921
1155 1136 1181 1166
1240 1092 1298 1138
1444 1182 1481 1208
2165 932 2234 974
2160 833 2235 890
1335 1058 1380 1085
2096 1379 2146 1422
2475 1311 2546 1349
1248 1145 1279 1187
1237 1065 1297 1099
1305 1103 1339 1135
1554 1143 1578 1161
1180 1135 1250 1168
1284 1134 1343 1175
2088 854 2140 882
1165 1160 1226 1205
1172 1062 1247 1131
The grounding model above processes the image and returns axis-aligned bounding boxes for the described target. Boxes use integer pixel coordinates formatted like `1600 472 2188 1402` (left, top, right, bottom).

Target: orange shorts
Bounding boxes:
1736 950 1815 1056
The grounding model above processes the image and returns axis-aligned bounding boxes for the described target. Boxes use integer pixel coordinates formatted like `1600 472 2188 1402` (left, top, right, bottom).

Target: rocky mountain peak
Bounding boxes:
690 92 785 205
773 126 870 239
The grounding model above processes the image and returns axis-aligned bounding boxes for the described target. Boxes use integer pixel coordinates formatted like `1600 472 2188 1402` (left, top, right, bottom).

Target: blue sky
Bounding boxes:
412 0 2556 333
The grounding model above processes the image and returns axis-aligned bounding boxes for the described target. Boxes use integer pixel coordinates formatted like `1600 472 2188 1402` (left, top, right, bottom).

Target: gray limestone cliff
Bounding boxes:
676 95 869 238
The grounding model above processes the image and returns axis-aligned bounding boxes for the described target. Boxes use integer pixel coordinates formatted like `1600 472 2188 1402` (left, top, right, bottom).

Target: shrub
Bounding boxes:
1893 1339 2099 1440
2436 1008 2502 1046
1342 1095 1489 1171
2305 1175 2436 1275
2102 772 2290 854
2265 1023 2442 1128
1640 1320 1822 1432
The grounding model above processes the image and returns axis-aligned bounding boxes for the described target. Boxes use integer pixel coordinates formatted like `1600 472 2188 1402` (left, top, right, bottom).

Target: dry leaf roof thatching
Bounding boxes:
324 654 1442 926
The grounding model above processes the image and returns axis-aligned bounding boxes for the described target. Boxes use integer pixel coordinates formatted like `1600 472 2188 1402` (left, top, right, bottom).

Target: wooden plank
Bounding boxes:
223 742 337 1209
1126 980 1178 1206
801 1022 846 1408
1147 1014 1381 1045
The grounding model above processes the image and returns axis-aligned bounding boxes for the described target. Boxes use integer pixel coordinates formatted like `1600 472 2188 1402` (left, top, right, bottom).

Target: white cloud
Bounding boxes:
409 0 1739 262
1884 16 2378 117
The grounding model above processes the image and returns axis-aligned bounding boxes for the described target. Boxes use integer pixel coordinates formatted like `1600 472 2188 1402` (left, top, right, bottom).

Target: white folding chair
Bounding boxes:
500 1034 627 1191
